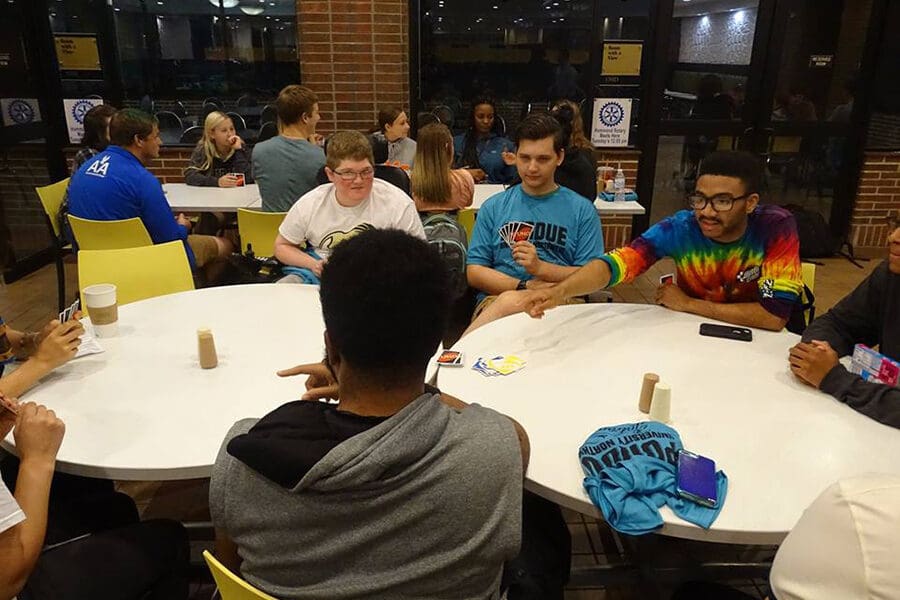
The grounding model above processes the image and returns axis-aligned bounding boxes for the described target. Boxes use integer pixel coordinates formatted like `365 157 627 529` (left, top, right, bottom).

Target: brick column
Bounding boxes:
297 0 409 134
852 151 900 256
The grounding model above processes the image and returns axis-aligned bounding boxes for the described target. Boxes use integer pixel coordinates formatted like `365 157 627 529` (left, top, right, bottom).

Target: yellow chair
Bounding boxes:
68 215 152 250
458 208 476 243
35 178 72 312
801 261 817 326
202 550 277 600
237 208 286 257
78 241 195 310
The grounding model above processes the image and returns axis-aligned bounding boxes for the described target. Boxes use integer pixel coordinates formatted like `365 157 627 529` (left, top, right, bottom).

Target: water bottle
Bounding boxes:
614 164 626 202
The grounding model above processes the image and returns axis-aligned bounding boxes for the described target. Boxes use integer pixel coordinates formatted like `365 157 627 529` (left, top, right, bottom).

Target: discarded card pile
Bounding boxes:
473 355 527 377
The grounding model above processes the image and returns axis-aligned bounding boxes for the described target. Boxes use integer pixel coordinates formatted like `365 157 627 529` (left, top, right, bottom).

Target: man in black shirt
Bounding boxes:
789 214 900 427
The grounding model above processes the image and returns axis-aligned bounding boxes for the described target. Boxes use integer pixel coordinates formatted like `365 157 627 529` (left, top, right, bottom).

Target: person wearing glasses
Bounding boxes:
273 131 425 284
788 213 899 428
522 151 803 331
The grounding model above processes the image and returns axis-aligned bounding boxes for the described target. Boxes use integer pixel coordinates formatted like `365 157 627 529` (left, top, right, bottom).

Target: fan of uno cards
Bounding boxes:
436 350 463 367
498 222 534 249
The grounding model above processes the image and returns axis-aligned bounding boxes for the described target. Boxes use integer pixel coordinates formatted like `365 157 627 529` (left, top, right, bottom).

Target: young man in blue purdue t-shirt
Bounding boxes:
466 113 605 318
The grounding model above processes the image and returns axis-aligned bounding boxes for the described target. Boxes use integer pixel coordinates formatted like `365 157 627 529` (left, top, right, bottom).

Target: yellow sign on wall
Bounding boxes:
602 42 642 77
54 35 101 71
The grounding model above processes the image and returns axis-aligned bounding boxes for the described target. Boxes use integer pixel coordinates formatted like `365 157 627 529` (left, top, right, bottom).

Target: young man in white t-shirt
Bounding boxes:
274 130 425 284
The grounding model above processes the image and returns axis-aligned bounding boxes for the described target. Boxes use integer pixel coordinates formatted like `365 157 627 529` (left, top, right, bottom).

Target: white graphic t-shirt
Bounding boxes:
278 179 425 260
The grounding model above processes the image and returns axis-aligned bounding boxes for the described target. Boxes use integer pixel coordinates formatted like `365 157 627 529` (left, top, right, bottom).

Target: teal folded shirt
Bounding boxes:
579 422 727 535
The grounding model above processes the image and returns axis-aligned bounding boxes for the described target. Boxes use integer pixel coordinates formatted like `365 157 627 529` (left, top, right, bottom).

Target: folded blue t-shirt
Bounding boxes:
579 422 727 535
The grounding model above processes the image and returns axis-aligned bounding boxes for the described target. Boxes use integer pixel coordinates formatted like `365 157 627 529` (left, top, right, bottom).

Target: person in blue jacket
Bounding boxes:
453 98 517 184
67 109 232 272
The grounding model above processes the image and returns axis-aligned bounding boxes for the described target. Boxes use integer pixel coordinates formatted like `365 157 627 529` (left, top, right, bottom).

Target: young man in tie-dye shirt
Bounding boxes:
525 151 802 331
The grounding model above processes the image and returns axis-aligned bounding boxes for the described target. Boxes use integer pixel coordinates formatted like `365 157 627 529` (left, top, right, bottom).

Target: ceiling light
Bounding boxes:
240 6 264 14
210 0 239 7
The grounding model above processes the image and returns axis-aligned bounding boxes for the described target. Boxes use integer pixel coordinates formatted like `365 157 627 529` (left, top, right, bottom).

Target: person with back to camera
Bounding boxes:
411 122 474 213
210 228 530 599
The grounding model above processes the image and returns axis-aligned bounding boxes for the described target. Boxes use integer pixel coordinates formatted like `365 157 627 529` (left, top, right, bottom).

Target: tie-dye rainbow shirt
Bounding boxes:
601 205 802 319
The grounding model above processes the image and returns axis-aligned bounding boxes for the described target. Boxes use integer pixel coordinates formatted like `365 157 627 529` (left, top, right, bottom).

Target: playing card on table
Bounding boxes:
437 350 464 367
487 355 527 375
473 355 526 377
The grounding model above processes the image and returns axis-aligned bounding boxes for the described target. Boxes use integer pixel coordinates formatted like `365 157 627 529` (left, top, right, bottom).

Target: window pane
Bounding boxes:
664 2 759 121
112 0 227 102
420 0 595 134
770 0 873 123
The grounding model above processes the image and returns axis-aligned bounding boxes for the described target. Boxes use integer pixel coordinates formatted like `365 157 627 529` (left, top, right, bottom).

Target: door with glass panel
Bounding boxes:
641 0 880 249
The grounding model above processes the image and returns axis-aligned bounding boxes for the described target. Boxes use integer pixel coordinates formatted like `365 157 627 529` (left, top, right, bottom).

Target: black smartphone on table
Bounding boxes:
699 323 752 342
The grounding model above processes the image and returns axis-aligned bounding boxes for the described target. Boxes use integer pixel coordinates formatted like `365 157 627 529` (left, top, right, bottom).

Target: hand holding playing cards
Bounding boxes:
34 319 83 370
14 402 65 465
655 282 693 313
789 341 840 388
512 241 542 276
277 361 338 401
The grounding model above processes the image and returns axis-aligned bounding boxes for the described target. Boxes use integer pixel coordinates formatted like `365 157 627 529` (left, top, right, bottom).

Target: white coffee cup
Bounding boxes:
83 283 118 338
649 383 672 424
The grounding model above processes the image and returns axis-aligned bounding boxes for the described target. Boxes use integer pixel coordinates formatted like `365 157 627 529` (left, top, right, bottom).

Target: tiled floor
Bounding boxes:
0 252 887 598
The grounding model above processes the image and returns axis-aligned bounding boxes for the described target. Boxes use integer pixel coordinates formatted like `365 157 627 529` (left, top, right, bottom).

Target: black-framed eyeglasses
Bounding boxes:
333 168 375 181
687 192 752 212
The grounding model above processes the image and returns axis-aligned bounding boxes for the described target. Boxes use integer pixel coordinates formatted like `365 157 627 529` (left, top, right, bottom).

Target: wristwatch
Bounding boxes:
516 279 528 291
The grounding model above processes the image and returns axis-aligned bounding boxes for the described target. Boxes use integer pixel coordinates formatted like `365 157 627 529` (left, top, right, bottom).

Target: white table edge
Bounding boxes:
0 440 214 481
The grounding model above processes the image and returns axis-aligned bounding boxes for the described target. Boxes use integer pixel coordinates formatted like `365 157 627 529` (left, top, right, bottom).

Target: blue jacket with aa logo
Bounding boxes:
67 145 196 268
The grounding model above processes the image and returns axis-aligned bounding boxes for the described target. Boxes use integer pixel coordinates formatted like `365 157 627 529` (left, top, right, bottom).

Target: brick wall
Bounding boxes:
298 0 409 133
65 148 192 185
851 151 900 255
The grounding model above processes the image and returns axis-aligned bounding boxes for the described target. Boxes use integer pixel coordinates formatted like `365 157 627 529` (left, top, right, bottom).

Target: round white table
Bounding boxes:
436 303 900 545
2 285 324 481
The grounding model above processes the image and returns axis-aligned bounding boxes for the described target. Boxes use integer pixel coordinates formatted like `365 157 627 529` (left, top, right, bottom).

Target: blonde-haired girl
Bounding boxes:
184 111 253 187
411 123 474 213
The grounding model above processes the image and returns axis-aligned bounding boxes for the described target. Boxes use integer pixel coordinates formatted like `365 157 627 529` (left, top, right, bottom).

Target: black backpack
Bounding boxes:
421 212 469 299
783 204 839 259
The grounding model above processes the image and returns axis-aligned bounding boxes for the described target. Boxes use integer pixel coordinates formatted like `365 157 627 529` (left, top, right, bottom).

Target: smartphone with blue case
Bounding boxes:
676 450 718 508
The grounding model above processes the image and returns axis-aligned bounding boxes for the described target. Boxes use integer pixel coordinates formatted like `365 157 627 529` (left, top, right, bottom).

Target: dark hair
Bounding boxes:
81 104 117 152
276 84 318 127
697 151 763 195
550 103 575 148
109 109 158 147
375 106 404 134
460 97 497 169
514 113 564 153
319 229 450 381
